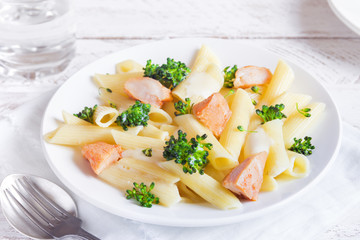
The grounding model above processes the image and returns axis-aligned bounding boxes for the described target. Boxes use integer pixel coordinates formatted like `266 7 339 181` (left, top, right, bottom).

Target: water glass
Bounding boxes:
0 0 76 79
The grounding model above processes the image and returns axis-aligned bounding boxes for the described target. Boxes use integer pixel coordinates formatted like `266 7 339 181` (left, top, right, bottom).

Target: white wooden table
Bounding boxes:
1 0 360 239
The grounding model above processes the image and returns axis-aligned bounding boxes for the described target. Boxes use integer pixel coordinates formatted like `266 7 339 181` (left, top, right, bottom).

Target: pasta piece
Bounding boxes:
270 92 312 118
161 101 176 119
46 125 123 145
260 175 278 191
111 130 165 149
204 164 229 183
219 89 254 160
174 114 237 170
124 126 144 136
283 102 325 148
247 112 263 132
281 150 310 178
244 85 267 106
122 148 165 163
98 88 135 110
260 60 294 105
191 44 221 72
93 106 119 128
121 157 179 184
159 124 178 137
62 110 92 126
99 162 181 207
116 60 143 73
160 161 241 210
94 72 143 96
177 182 205 203
219 88 236 106
138 124 169 141
262 119 290 177
148 107 173 127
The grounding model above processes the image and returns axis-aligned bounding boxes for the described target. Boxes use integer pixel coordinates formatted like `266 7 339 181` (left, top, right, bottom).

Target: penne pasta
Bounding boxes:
220 88 254 160
204 164 229 183
283 102 325 148
98 88 135 110
191 44 221 72
116 59 144 73
177 182 205 203
111 129 165 150
148 107 173 126
270 92 312 118
280 150 310 178
260 175 278 191
161 101 177 119
260 60 294 105
160 161 241 210
94 72 143 96
262 119 290 177
159 124 178 137
93 105 119 128
46 125 123 145
138 124 169 140
120 157 179 184
99 162 181 207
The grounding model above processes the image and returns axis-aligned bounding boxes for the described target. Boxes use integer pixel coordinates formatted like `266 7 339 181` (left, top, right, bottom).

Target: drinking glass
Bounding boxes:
0 0 76 80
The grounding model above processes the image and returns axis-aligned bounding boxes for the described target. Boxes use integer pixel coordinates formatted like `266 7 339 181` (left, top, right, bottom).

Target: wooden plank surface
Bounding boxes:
73 0 358 39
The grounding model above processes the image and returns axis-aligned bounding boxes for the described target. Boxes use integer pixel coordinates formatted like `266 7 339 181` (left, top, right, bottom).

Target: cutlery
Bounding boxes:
1 174 100 240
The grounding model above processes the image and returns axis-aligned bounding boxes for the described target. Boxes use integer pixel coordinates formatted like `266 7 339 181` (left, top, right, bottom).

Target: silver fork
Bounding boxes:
3 176 100 240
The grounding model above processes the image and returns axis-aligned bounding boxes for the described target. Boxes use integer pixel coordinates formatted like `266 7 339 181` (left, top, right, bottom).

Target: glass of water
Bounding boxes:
0 0 76 80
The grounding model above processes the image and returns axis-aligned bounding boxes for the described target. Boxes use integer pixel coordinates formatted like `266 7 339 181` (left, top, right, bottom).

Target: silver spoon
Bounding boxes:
0 174 78 239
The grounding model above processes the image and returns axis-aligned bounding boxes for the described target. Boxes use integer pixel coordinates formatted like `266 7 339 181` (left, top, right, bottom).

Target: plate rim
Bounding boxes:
40 38 343 227
328 0 360 36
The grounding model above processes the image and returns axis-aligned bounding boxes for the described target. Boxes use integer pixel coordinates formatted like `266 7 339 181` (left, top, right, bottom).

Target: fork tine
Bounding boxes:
20 177 71 218
4 188 53 238
11 184 54 225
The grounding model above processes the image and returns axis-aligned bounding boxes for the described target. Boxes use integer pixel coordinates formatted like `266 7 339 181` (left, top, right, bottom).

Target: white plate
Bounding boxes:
41 39 342 227
328 0 360 35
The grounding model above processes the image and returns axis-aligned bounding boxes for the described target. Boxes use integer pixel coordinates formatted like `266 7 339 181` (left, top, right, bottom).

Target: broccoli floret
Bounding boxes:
73 105 97 124
223 65 238 88
289 136 315 156
256 104 287 124
116 101 151 130
163 130 212 175
142 148 152 157
126 182 159 208
174 98 193 116
143 58 191 90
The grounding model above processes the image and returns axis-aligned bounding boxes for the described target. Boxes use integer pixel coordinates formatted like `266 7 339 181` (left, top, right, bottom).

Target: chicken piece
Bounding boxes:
222 151 268 201
81 142 123 175
192 92 232 137
124 77 173 108
234 66 272 89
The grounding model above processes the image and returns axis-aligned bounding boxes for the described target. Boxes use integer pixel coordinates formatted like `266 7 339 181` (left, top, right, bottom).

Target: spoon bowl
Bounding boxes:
0 174 77 239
